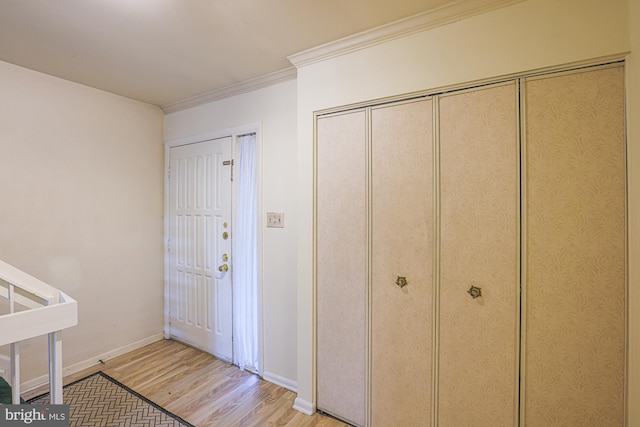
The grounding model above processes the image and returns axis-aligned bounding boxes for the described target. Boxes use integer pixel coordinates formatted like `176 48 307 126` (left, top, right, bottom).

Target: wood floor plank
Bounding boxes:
24 339 350 427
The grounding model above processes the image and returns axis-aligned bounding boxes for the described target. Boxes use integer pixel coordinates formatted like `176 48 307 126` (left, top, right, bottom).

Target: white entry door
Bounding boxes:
168 137 233 361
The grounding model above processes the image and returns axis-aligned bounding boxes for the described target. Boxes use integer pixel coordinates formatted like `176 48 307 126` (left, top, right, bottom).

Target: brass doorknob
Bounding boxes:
218 264 229 272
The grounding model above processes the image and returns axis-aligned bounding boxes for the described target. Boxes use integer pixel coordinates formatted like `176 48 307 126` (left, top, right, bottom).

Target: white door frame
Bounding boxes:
164 122 263 373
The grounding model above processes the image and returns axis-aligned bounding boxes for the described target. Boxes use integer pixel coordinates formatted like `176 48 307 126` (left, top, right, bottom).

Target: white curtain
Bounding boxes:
233 133 259 372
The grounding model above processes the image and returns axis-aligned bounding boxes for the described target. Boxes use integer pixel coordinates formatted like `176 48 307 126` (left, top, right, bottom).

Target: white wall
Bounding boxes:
164 79 299 388
0 61 165 383
294 0 636 420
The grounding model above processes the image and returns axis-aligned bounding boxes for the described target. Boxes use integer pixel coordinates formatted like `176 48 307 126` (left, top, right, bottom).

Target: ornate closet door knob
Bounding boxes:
467 285 482 299
396 276 408 288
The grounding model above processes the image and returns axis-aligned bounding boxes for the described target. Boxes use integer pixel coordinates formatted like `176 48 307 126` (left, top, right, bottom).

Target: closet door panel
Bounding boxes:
370 100 434 426
524 67 626 426
438 83 519 426
317 111 367 426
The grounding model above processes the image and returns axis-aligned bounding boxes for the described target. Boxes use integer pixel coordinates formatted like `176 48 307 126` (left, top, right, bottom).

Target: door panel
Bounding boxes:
370 100 433 426
315 66 626 427
169 138 233 361
438 83 519 426
523 66 626 426
317 111 367 426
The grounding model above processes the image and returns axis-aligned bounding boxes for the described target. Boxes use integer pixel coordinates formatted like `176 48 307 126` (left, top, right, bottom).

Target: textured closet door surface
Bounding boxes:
438 83 519 426
316 110 367 426
371 99 434 426
523 66 626 426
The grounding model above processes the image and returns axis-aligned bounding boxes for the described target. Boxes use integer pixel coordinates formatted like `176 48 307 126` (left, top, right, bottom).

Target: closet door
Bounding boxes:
371 99 434 426
438 83 519 426
316 110 367 426
523 66 626 426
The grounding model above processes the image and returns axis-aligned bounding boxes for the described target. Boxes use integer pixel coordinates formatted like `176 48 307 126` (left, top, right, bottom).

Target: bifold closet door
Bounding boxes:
316 110 367 426
523 66 626 426
370 99 434 426
438 82 519 426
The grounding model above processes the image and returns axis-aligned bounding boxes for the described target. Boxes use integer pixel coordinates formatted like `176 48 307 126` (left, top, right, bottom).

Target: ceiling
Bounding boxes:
0 0 459 108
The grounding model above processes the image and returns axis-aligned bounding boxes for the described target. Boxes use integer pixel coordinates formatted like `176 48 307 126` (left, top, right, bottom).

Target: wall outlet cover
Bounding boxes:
267 212 284 228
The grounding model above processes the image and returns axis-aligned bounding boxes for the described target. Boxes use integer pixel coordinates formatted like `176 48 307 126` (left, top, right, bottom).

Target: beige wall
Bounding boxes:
0 60 165 383
164 80 299 388
295 0 636 422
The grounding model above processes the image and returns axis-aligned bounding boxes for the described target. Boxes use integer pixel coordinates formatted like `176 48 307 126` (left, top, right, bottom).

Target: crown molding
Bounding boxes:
287 0 525 68
162 66 297 114
162 0 523 114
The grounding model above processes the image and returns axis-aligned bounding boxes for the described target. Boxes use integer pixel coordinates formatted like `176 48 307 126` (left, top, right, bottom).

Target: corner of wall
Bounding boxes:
293 396 316 416
625 3 640 424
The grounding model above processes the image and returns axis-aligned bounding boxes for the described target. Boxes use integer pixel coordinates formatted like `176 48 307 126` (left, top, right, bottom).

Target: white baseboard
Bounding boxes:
293 397 316 415
262 371 297 393
21 333 164 393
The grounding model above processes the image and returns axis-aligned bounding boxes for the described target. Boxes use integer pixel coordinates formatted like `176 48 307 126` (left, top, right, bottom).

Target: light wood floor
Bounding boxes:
24 339 350 427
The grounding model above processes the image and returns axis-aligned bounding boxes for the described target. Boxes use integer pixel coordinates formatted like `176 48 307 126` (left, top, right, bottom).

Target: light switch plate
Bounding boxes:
267 212 284 228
